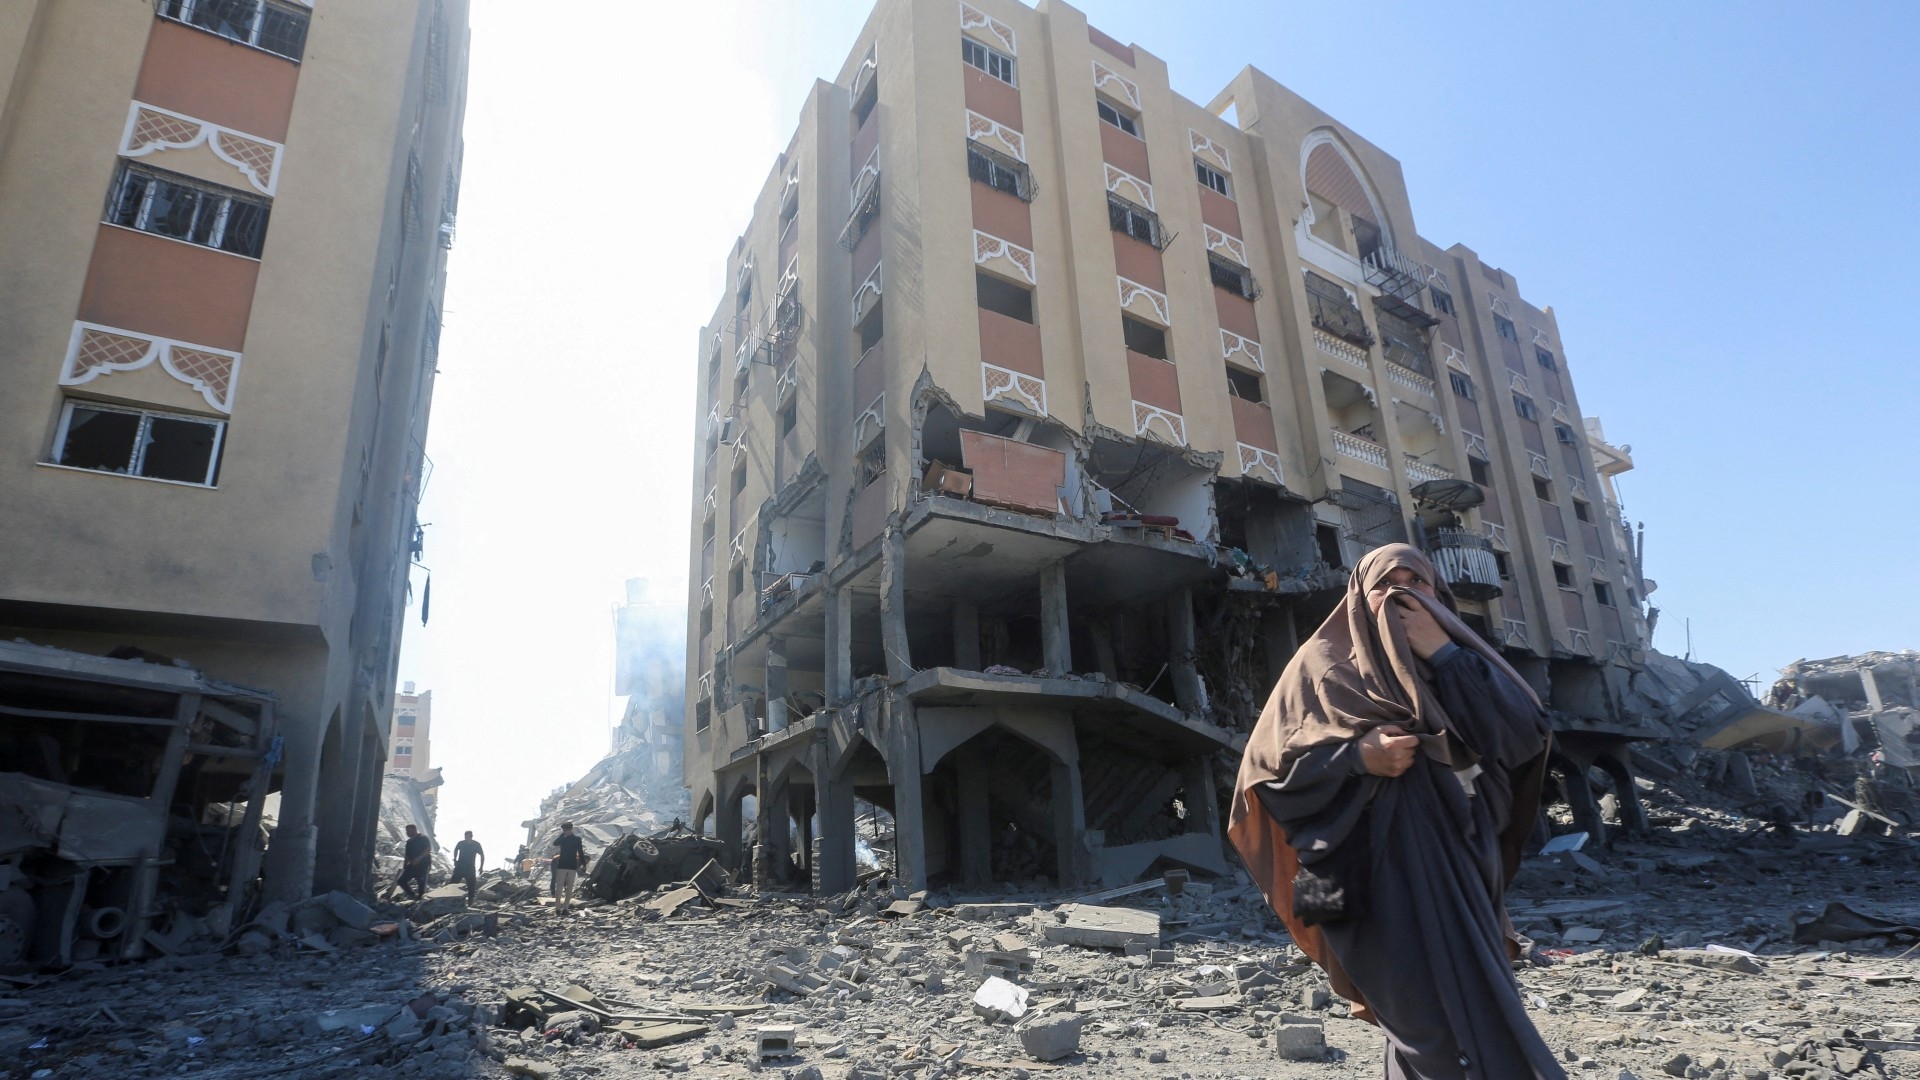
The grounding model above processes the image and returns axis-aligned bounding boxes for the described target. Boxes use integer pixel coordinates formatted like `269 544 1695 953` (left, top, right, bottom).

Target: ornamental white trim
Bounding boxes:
1509 370 1530 396
1116 277 1169 325
730 527 748 564
1490 295 1512 318
1569 628 1594 656
1530 324 1551 347
1548 538 1570 565
1570 476 1589 500
1425 264 1451 291
1189 128 1231 173
1203 225 1247 265
959 1 1016 54
1238 443 1283 485
776 362 798 402
853 392 885 450
852 261 883 322
1549 398 1570 423
1502 619 1528 645
1486 522 1509 550
1528 451 1552 479
60 321 242 413
1441 342 1468 372
1220 329 1263 372
700 579 714 608
973 230 1035 285
982 361 1046 414
1103 164 1154 210
850 146 880 201
1132 401 1185 445
850 46 877 100
1587 554 1607 580
1464 431 1489 460
120 101 283 196
1313 330 1368 370
777 258 798 299
1386 362 1434 397
698 670 713 699
965 109 1025 162
1331 429 1389 469
1091 60 1140 109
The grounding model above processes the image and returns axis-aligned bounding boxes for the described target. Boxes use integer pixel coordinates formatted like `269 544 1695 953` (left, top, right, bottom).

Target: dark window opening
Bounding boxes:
856 438 886 486
1494 314 1518 341
961 37 1015 85
1513 395 1538 421
1468 457 1492 486
1315 522 1344 568
967 141 1034 202
852 76 878 128
778 401 796 436
858 303 885 351
976 271 1034 323
730 563 744 597
1535 346 1558 371
105 160 270 258
1593 581 1614 607
1449 372 1476 400
1555 423 1577 445
1553 563 1573 589
695 698 711 731
1195 159 1229 197
1208 253 1260 301
156 0 309 62
1533 477 1552 501
1225 365 1263 403
1121 314 1166 359
1106 194 1164 249
732 465 747 494
1096 99 1139 136
1350 215 1383 264
1429 287 1455 317
55 400 224 486
1494 551 1512 580
1572 499 1591 523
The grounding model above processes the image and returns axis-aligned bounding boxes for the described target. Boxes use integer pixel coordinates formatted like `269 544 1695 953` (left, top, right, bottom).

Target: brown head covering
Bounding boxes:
1226 543 1548 1021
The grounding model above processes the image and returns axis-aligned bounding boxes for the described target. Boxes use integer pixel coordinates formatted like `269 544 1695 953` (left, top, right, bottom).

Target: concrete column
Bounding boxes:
1039 560 1071 674
1049 756 1088 886
880 528 912 680
888 700 928 891
312 709 366 895
716 785 746 877
955 742 993 886
1167 588 1204 712
826 585 852 701
1181 753 1222 841
813 736 858 893
953 600 981 670
766 637 790 732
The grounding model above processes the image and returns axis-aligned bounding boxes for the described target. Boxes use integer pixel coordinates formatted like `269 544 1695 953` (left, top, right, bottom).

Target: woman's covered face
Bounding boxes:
1365 565 1437 614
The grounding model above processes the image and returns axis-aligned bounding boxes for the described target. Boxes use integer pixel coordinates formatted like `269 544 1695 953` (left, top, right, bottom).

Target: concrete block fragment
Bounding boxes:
1039 904 1160 950
321 890 375 931
757 1024 797 1059
1273 1019 1325 1061
971 976 1029 1020
1017 1013 1084 1061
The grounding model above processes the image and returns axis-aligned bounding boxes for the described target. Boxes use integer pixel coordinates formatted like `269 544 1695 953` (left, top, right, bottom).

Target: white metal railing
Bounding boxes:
1332 429 1389 468
1314 330 1369 370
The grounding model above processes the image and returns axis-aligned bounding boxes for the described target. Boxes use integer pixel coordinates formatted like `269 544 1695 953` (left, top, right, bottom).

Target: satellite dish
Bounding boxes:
1410 477 1485 511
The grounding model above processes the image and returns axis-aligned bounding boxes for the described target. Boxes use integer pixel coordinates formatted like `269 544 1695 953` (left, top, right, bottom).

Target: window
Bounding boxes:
1553 563 1573 589
1468 457 1491 486
732 464 747 494
976 271 1033 323
1302 271 1373 348
1572 499 1592 523
852 76 878 129
778 196 798 242
1593 581 1614 607
778 401 796 437
730 564 744 597
1493 314 1518 342
858 304 885 352
967 141 1033 201
842 171 880 249
1535 346 1558 371
1494 551 1511 580
155 0 309 62
1096 99 1139 137
1106 194 1164 248
53 400 225 486
1121 314 1167 359
961 36 1015 85
1554 423 1577 445
1512 394 1538 421
105 161 270 258
1429 287 1455 317
1195 160 1229 197
1532 477 1552 501
1225 365 1263 403
1448 372 1476 400
1208 253 1260 301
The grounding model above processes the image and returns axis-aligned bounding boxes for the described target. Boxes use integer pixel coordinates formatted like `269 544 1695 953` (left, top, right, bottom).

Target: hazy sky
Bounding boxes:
398 0 1919 858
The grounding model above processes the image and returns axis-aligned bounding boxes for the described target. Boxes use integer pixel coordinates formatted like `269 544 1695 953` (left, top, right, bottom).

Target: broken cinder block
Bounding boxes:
757 1024 797 1059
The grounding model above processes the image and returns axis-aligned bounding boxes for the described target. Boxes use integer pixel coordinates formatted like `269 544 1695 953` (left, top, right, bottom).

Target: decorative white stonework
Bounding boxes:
1103 164 1154 210
700 578 713 607
966 109 1025 161
1441 342 1468 372
1607 640 1636 665
1313 330 1368 370
1385 362 1434 398
1509 370 1530 396
1425 264 1450 291
1530 324 1550 347
60 322 242 413
1091 60 1140 109
1588 555 1606 580
120 102 283 196
1220 329 1263 372
852 261 883 322
730 527 748 564
1548 538 1570 565
850 146 880 201
850 47 877 100
1490 295 1512 318
973 230 1035 284
959 2 1016 53
1238 443 1283 485
1570 476 1588 500
1549 398 1570 423
1203 225 1247 266
1569 628 1593 656
1405 456 1453 485
1189 128 1231 173
1502 618 1528 644
1528 451 1552 479
853 392 885 450
982 361 1046 414
1116 277 1169 325
776 363 797 402
1331 430 1389 469
777 258 798 299
1132 401 1185 445
1465 431 1489 460
1486 522 1509 550
698 670 713 699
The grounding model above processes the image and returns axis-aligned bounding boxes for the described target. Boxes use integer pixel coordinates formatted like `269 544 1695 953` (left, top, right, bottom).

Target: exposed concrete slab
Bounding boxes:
1035 903 1161 949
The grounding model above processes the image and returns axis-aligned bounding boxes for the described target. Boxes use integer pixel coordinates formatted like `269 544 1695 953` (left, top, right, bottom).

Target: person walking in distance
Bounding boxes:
451 831 485 898
550 822 589 914
398 824 432 902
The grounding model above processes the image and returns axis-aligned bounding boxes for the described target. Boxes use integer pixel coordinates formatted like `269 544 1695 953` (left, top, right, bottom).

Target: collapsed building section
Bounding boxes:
684 0 1676 893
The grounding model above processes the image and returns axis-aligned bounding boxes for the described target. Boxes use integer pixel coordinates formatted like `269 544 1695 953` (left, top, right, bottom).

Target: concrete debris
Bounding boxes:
1016 1011 1083 1060
1033 903 1161 950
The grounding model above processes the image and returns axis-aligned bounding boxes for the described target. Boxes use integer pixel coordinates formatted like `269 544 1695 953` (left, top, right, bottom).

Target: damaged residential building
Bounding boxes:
0 0 472 952
683 0 1660 893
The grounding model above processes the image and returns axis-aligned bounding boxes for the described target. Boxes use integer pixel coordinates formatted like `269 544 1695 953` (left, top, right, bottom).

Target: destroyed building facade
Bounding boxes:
0 0 472 914
682 0 1657 893
612 577 690 813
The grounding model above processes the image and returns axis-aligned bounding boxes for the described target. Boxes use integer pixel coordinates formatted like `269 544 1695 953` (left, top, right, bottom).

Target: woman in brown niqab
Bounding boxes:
1228 544 1565 1080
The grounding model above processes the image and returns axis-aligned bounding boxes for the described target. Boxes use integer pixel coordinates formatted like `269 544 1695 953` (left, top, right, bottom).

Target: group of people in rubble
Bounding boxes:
393 821 591 915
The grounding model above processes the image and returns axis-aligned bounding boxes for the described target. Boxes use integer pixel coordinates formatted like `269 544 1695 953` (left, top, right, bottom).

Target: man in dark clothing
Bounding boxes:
451 831 485 898
550 822 588 914
399 824 432 901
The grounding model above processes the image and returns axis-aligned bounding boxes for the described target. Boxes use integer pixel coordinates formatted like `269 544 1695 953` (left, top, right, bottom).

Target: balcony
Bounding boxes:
1313 330 1369 370
1426 528 1502 601
1306 290 1374 350
1360 242 1426 303
1403 455 1453 485
1331 429 1389 469
1384 361 1434 397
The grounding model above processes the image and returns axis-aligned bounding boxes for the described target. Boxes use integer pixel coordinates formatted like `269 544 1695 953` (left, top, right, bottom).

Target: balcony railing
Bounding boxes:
1384 361 1434 397
1425 528 1502 600
1404 455 1453 485
1360 242 1426 303
1313 330 1369 370
1332 429 1389 469
1307 293 1374 349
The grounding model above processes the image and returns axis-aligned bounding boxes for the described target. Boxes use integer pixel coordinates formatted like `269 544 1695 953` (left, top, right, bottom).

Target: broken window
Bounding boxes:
1429 286 1455 316
1350 215 1383 264
1224 365 1263 403
54 400 225 486
1096 99 1139 136
1593 580 1614 606
730 563 744 597
1195 159 1229 197
967 141 1033 201
1121 314 1166 359
1107 193 1165 249
1494 314 1518 341
1533 476 1552 501
105 161 270 258
1513 394 1538 421
1494 550 1512 579
1553 562 1573 589
1535 346 1558 371
1302 271 1373 348
858 303 884 352
1315 522 1344 568
976 271 1034 323
156 0 309 61
962 36 1015 85
855 436 885 486
1449 372 1476 399
1554 423 1577 445
1468 456 1491 486
1208 253 1259 300
695 697 711 731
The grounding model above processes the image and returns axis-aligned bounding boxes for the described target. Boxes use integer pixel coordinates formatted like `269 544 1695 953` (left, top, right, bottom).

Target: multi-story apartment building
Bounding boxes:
612 577 689 811
0 0 469 902
684 0 1654 892
388 682 438 820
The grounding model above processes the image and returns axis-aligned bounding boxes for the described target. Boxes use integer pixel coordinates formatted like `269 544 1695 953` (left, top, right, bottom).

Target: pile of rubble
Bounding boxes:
520 742 691 873
1772 652 1920 769
376 772 451 885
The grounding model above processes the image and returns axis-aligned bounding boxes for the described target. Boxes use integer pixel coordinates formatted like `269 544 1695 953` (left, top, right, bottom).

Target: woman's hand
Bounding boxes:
1358 723 1420 777
1390 593 1452 659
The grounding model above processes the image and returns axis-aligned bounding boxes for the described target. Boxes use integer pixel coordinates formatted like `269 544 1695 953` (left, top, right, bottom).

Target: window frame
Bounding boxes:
976 270 1035 324
966 141 1034 202
1194 159 1230 198
1552 562 1574 589
1429 287 1456 317
1121 313 1168 360
1106 193 1166 250
961 36 1016 86
1224 364 1264 403
154 0 310 63
1207 252 1260 301
1512 394 1538 421
1448 371 1476 400
1096 99 1140 137
105 160 271 259
50 398 226 487
1493 314 1518 341
1594 580 1615 607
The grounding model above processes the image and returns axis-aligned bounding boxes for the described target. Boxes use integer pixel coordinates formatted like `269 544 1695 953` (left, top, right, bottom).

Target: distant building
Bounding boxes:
389 682 438 822
612 578 688 808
